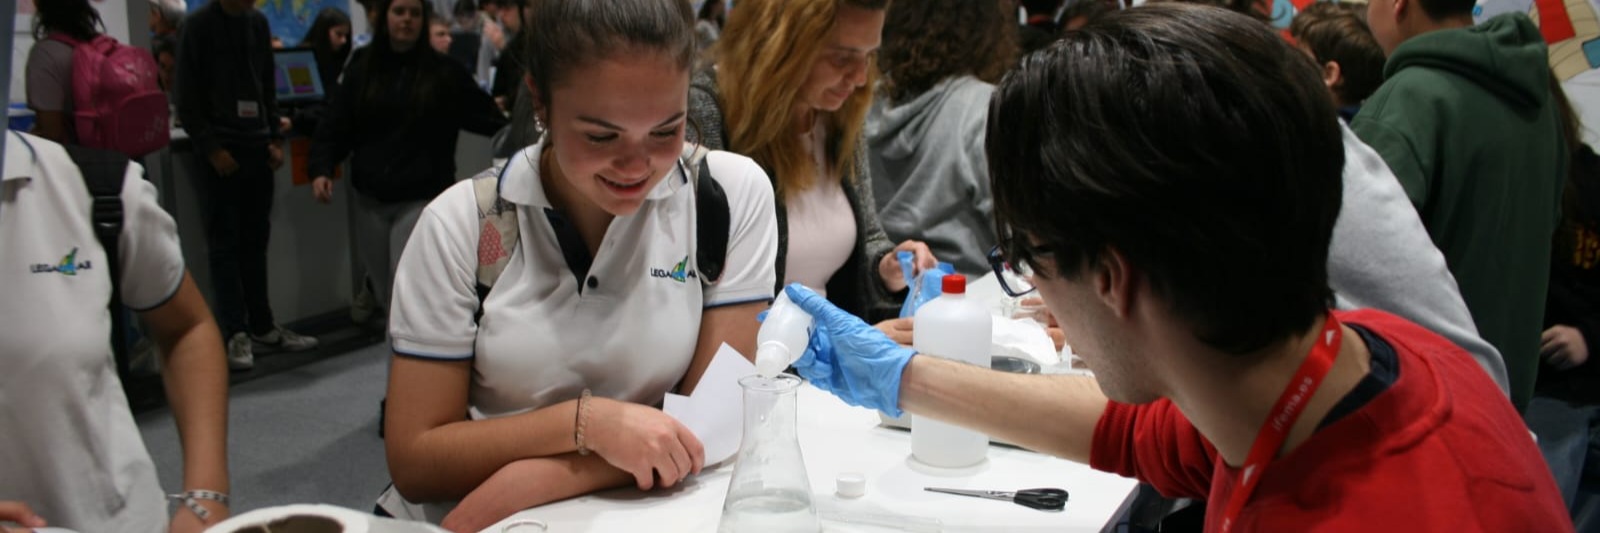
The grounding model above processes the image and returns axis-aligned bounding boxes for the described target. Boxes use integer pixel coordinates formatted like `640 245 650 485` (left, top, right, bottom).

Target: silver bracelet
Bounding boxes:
167 489 229 523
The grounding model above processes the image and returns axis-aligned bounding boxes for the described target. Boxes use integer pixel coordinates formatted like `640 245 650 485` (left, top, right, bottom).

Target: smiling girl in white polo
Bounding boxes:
375 0 778 529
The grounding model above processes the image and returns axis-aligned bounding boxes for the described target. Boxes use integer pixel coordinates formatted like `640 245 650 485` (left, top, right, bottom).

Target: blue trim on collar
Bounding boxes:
705 295 774 309
393 348 475 361
496 157 513 197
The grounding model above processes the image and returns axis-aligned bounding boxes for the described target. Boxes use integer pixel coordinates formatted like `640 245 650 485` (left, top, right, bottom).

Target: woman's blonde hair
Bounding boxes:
714 0 888 202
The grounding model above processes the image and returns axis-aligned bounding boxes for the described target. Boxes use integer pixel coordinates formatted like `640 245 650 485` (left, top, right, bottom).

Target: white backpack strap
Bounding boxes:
473 165 519 290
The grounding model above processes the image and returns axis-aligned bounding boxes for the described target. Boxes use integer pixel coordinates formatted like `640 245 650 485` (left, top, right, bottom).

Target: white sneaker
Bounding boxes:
251 325 319 353
227 332 254 371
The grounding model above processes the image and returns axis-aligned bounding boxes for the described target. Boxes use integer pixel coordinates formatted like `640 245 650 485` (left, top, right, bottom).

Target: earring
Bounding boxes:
533 114 549 145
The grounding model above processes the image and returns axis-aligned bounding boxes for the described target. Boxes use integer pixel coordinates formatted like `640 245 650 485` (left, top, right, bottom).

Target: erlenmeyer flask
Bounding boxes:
718 374 820 533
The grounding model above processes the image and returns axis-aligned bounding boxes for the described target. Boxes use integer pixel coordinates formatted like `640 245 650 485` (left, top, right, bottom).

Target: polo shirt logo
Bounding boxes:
650 256 696 283
30 247 93 276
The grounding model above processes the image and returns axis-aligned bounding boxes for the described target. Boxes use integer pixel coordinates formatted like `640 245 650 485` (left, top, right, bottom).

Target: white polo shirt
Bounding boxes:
389 140 778 418
0 132 183 532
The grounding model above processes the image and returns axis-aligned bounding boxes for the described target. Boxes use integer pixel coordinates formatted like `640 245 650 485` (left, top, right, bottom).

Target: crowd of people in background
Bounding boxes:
7 0 1600 531
309 0 506 320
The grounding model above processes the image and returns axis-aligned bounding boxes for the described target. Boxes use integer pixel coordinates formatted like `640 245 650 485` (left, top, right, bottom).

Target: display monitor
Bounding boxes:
273 48 325 104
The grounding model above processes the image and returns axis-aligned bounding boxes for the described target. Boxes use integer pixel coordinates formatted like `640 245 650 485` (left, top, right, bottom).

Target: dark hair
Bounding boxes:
504 0 529 34
153 33 178 57
498 0 529 40
453 0 477 21
1550 73 1595 261
987 3 1345 355
523 0 696 109
150 0 186 33
1290 2 1385 106
353 0 446 122
33 0 104 41
1022 0 1064 16
1417 0 1476 19
302 7 353 86
697 0 724 22
879 0 1018 104
302 7 352 51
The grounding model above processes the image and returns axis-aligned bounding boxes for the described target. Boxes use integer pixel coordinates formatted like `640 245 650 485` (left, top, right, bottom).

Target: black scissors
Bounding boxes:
924 487 1069 512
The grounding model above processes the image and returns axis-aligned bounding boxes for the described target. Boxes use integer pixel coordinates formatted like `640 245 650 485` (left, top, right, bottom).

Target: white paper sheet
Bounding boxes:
992 315 1062 366
663 343 754 466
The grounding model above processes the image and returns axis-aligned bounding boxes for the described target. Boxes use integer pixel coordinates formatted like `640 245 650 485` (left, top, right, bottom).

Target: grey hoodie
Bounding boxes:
1331 123 1511 394
866 76 997 275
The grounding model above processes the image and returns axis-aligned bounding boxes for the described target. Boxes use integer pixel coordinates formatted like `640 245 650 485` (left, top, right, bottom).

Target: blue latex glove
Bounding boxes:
897 251 917 319
898 251 916 290
783 283 916 417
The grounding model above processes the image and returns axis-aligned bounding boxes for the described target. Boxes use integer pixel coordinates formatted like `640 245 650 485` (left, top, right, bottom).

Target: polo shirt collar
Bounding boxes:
498 138 689 209
4 132 36 183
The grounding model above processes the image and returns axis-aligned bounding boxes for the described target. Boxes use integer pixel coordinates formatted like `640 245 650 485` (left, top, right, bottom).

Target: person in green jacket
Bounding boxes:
1353 0 1566 412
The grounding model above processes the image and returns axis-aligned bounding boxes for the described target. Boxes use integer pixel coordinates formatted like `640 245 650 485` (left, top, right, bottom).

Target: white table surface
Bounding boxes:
481 385 1137 533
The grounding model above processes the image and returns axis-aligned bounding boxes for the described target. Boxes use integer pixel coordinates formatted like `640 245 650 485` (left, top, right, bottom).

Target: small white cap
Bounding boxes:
836 472 866 499
755 344 791 377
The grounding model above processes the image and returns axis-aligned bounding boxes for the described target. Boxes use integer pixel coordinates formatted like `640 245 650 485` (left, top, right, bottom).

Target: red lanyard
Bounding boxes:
1218 314 1342 533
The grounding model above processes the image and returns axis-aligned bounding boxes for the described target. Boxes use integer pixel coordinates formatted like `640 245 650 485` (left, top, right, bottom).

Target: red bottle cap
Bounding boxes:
942 274 966 295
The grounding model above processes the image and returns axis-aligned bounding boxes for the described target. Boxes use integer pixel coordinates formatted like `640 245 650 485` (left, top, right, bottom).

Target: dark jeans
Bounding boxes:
1528 394 1600 526
194 142 277 337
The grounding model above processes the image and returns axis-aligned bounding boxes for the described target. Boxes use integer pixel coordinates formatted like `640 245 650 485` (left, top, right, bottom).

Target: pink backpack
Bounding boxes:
48 33 170 157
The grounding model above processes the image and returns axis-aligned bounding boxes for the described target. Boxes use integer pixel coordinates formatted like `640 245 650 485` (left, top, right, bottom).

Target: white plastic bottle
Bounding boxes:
911 274 992 468
755 290 815 377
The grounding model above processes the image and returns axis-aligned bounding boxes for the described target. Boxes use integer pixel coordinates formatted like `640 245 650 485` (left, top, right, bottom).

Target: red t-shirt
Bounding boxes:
1089 309 1571 532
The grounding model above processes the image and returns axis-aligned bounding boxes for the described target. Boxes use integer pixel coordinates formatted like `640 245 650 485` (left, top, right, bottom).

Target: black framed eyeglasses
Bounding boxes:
988 244 1037 298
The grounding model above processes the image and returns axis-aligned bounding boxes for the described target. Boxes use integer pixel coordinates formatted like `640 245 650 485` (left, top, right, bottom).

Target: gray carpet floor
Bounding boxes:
135 342 394 514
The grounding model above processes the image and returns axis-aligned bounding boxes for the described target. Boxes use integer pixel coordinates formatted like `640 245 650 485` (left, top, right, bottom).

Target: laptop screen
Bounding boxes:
273 48 325 103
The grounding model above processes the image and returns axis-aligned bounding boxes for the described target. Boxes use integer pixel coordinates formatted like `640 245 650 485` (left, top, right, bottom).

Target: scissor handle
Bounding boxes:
1013 488 1069 511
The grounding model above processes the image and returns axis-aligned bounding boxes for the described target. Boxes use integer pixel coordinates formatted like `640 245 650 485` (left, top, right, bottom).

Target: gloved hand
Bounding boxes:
783 283 916 417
